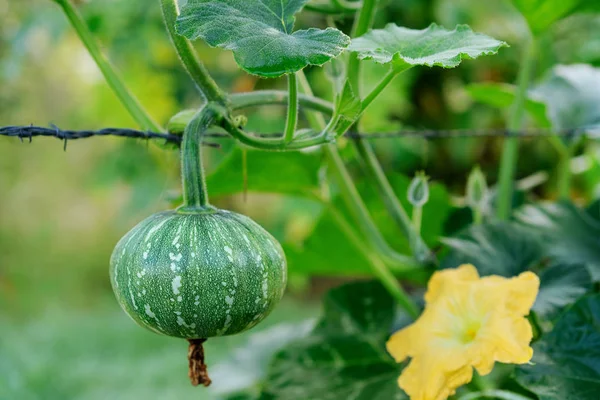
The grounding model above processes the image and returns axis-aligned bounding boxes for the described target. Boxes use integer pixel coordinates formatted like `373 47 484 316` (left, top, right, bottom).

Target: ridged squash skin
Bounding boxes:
110 209 287 339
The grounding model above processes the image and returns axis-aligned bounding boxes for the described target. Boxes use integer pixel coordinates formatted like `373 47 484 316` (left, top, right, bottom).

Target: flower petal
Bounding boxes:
425 264 480 304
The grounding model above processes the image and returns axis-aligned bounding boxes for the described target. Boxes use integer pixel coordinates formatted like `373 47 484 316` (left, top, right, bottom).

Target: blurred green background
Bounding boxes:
1 0 600 399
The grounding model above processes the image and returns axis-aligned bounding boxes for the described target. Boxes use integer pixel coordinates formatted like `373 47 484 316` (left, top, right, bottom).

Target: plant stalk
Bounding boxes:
496 38 536 219
160 0 227 104
347 0 379 92
557 145 574 199
284 73 299 144
53 0 160 131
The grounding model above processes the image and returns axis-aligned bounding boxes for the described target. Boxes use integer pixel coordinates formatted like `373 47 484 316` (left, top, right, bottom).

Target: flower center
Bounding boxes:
460 322 480 344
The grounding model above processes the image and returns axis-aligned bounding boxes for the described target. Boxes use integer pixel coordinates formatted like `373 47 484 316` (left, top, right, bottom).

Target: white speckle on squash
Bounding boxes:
145 304 156 319
172 275 182 295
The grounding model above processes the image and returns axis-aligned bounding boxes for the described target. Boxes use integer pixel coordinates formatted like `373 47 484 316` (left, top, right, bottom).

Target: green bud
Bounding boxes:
408 171 430 208
467 166 488 208
166 109 196 135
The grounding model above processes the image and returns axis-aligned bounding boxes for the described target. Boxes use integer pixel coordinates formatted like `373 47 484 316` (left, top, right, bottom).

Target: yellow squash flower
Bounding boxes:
387 264 540 400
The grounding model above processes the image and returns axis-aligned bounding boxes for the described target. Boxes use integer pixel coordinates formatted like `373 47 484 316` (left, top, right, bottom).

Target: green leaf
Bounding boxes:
206 147 322 197
515 295 600 400
533 262 592 317
260 281 407 400
349 23 507 70
441 222 543 277
466 83 551 127
516 202 600 281
176 0 350 77
530 64 600 133
511 0 600 35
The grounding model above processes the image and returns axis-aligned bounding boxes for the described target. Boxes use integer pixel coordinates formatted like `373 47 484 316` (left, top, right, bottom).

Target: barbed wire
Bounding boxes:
1 125 599 149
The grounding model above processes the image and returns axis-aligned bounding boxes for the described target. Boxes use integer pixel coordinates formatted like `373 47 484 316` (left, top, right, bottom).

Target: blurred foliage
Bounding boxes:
2 0 600 398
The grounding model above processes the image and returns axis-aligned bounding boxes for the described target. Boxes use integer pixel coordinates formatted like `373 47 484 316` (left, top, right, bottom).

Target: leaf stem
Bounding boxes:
496 38 536 220
284 73 299 144
179 104 224 211
53 0 161 131
160 0 228 104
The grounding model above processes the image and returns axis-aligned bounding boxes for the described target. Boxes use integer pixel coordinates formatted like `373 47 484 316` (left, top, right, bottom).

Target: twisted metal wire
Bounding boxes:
1 125 598 150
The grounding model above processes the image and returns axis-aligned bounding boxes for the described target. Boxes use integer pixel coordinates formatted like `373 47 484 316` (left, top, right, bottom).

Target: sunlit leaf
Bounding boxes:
516 202 600 281
260 281 407 399
515 295 600 400
349 23 507 70
511 0 600 35
176 0 350 77
206 147 323 197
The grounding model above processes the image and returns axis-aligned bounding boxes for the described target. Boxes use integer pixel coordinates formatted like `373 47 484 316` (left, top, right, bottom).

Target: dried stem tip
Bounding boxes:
187 338 211 387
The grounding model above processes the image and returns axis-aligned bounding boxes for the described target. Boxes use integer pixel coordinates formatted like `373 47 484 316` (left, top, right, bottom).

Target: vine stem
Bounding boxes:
179 104 223 212
284 73 299 144
297 71 421 316
160 0 227 104
53 0 161 132
347 0 378 92
230 91 334 115
496 38 536 219
341 0 432 262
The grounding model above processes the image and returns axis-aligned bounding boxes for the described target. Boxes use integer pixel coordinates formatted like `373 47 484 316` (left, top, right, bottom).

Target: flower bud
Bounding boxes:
408 172 430 208
467 166 488 208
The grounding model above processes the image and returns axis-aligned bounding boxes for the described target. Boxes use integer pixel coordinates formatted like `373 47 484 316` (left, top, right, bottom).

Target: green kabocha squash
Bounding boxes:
110 105 287 386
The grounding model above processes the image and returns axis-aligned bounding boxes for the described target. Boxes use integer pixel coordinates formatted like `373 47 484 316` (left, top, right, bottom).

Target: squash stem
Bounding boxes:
181 105 223 210
188 338 211 387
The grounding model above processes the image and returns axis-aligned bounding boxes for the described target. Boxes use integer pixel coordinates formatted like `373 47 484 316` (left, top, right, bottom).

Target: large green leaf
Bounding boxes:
441 222 543 277
441 221 593 317
466 83 551 127
260 281 407 400
516 202 600 281
533 262 592 317
530 64 600 133
176 0 350 77
511 0 600 35
206 147 323 197
349 23 507 70
515 295 600 399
